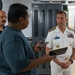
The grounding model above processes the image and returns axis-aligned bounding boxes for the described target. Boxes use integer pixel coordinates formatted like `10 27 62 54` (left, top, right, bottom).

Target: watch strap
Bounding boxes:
69 59 73 64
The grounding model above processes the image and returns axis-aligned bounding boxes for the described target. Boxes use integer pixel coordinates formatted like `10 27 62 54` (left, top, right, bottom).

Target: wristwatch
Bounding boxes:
69 59 73 64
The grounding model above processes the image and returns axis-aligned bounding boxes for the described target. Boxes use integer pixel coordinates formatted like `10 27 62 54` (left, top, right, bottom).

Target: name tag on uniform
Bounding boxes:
54 36 60 39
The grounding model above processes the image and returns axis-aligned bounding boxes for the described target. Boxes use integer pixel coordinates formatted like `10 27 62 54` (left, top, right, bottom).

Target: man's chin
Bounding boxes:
58 24 63 26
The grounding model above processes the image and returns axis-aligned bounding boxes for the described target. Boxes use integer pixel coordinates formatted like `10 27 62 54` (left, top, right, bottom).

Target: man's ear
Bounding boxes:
19 17 24 24
66 18 68 22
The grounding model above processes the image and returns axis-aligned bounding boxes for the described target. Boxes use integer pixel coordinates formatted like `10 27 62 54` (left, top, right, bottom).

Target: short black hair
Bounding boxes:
8 3 28 23
57 10 67 17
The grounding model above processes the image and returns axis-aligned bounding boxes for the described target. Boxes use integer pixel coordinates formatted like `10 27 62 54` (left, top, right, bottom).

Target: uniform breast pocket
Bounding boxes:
68 38 73 46
53 39 61 48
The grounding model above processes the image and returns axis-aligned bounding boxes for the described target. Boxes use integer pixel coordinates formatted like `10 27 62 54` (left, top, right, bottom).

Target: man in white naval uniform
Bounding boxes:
45 10 75 75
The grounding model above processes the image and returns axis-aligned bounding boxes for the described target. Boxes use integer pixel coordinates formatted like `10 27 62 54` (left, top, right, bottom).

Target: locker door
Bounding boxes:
0 0 2 10
39 4 48 74
39 4 47 39
32 3 48 74
32 4 41 74
32 4 40 45
46 4 54 36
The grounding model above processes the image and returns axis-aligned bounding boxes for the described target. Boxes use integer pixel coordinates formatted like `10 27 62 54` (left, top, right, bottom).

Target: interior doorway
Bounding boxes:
68 4 75 31
68 4 75 75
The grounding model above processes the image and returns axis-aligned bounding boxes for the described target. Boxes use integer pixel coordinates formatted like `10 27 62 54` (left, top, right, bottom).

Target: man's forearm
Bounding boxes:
70 48 75 60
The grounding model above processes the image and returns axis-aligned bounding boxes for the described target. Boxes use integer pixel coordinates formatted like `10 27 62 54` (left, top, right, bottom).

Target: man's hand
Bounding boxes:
33 40 47 52
53 58 71 69
61 61 71 69
56 61 71 69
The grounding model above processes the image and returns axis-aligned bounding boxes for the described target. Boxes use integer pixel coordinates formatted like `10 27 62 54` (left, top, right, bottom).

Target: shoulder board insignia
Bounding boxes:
67 27 74 31
48 26 56 32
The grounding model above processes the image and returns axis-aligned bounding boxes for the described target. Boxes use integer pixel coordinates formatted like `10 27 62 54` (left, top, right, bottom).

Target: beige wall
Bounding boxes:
2 0 33 37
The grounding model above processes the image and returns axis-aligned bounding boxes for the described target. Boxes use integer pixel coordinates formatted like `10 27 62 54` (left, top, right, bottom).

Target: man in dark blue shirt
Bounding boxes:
0 3 54 75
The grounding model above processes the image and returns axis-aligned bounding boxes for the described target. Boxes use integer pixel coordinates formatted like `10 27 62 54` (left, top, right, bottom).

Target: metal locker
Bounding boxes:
0 0 2 10
32 3 62 75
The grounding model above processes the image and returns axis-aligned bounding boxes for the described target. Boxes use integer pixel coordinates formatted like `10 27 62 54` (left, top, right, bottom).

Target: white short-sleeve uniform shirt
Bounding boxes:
45 26 75 62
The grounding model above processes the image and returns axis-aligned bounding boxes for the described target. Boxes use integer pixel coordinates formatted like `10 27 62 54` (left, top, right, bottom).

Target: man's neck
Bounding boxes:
8 22 21 30
0 26 4 31
58 25 66 33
